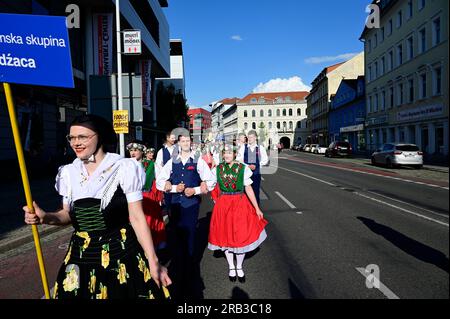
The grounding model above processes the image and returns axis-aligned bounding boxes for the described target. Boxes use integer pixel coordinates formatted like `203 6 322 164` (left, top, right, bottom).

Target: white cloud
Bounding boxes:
252 76 311 93
304 52 359 64
231 35 243 41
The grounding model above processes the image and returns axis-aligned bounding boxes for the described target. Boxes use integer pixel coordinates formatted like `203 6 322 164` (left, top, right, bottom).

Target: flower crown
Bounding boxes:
126 142 146 152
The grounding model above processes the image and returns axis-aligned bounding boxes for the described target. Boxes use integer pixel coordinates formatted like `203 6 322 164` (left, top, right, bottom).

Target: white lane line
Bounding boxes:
273 166 337 187
260 189 268 200
275 191 296 209
354 192 449 227
367 191 449 219
280 156 449 190
261 176 265 181
356 267 400 299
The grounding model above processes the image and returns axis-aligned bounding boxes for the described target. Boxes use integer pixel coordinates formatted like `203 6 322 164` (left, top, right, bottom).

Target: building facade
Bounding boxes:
187 108 211 143
306 52 365 146
361 0 448 161
237 91 309 149
329 76 367 152
210 98 239 141
0 0 172 173
222 104 238 143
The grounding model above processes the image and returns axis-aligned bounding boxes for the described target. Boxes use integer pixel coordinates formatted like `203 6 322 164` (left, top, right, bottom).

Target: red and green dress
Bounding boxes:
141 159 166 249
208 162 268 253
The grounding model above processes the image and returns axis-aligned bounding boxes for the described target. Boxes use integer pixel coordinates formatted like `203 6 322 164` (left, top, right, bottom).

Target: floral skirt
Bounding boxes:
53 224 170 299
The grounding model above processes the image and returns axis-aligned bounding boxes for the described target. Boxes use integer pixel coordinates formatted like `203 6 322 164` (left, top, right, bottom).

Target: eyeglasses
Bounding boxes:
66 134 97 144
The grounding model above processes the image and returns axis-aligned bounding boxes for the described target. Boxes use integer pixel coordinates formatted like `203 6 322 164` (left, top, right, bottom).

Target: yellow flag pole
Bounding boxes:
2 82 51 299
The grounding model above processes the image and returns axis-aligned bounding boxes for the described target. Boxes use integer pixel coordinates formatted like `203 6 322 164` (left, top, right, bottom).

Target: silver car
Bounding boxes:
371 143 423 169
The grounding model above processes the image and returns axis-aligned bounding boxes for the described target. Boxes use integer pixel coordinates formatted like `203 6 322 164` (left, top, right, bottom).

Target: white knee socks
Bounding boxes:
224 250 235 269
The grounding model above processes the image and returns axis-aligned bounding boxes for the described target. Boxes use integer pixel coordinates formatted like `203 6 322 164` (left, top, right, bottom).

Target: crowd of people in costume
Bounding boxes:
23 114 269 299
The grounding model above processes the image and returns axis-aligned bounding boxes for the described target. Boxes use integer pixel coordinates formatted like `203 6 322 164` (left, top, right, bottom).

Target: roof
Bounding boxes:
219 97 240 105
238 91 309 104
326 62 346 74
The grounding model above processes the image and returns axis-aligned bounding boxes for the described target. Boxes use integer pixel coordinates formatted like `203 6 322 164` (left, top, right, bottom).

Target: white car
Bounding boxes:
310 144 319 153
313 145 327 154
371 143 423 169
303 144 311 152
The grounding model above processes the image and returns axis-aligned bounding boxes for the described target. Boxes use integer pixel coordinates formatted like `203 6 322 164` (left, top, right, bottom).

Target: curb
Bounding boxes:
0 225 71 255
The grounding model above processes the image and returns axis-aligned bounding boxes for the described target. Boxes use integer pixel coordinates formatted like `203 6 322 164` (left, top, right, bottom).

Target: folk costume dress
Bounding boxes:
141 159 167 249
52 153 170 299
208 162 268 254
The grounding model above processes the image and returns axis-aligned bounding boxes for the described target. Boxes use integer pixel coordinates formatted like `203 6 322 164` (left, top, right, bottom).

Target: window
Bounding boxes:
381 90 386 110
397 83 404 106
258 98 265 103
388 19 393 36
374 93 379 112
418 0 425 11
285 96 291 102
268 109 272 116
282 109 287 116
244 122 248 130
368 65 372 81
374 34 378 48
289 121 293 130
276 109 280 117
397 11 402 28
433 17 441 46
297 108 301 116
289 109 293 116
283 122 287 130
252 122 256 130
368 95 372 113
367 39 372 52
374 61 378 78
380 27 385 42
408 0 413 19
408 78 414 102
244 110 248 118
251 98 257 103
297 121 301 129
381 57 385 75
397 44 403 66
419 27 426 53
389 87 394 109
268 122 272 129
433 66 442 96
252 110 256 117
260 110 264 117
419 73 427 98
388 51 394 71
407 36 414 60
277 122 280 129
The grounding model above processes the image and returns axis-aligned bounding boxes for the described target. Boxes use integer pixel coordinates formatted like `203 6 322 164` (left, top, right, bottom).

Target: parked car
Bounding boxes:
303 144 311 152
371 143 423 169
325 141 352 157
310 144 319 153
314 145 327 154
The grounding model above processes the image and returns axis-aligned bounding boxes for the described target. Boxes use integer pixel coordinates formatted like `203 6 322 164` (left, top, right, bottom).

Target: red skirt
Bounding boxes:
142 181 166 249
208 192 268 254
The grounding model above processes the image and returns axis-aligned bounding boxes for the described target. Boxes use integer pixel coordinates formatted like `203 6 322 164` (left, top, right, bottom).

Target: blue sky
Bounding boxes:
165 0 370 110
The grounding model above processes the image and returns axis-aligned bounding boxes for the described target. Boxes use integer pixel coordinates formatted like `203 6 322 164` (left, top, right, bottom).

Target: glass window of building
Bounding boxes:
244 123 248 130
277 122 281 129
269 122 272 129
397 11 402 28
289 109 293 116
282 109 287 116
380 27 385 42
433 66 442 96
252 110 256 117
297 108 301 116
276 109 280 117
420 73 427 98
388 51 394 71
289 121 293 130
244 110 248 117
283 122 287 129
397 83 404 106
389 87 394 108
260 110 264 117
397 44 403 66
388 19 393 36
433 17 441 46
252 122 256 130
419 28 426 53
381 91 386 110
407 36 414 60
408 0 413 19
418 0 425 11
408 78 414 102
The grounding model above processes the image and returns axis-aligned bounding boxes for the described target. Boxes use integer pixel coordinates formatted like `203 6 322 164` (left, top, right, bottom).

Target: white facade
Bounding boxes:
237 93 309 149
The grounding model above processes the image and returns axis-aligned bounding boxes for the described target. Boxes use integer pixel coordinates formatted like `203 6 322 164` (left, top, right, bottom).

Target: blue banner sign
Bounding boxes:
0 13 74 88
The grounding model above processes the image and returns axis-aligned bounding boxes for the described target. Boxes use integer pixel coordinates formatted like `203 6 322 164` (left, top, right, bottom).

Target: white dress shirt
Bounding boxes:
237 143 269 166
155 144 178 178
156 152 216 196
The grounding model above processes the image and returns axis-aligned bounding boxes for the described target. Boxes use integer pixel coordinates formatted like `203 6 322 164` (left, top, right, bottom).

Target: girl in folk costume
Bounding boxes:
23 115 171 299
127 142 166 250
208 145 268 283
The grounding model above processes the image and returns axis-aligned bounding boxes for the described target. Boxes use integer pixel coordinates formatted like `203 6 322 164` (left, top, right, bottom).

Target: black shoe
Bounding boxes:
236 268 245 283
228 268 237 282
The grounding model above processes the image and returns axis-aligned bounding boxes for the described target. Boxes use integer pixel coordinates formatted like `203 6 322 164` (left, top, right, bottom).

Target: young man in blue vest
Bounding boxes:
156 132 215 298
237 130 268 204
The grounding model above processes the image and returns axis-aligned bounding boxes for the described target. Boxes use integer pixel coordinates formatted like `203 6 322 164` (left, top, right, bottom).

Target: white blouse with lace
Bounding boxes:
55 153 146 210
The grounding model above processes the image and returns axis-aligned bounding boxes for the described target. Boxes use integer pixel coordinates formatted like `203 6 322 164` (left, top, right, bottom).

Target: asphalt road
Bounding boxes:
0 151 448 299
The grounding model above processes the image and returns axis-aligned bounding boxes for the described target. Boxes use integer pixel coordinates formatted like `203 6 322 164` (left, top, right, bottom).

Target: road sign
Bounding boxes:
113 110 129 134
0 13 74 88
123 30 141 55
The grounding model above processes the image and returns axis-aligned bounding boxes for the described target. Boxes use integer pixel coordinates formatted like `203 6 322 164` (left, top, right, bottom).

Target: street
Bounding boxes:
0 151 447 299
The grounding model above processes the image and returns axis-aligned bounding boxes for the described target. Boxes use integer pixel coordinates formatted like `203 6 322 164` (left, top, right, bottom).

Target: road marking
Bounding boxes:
354 192 449 227
280 155 449 190
356 267 400 299
261 176 265 181
275 191 296 209
274 166 337 187
367 191 449 219
260 189 268 200
296 211 303 215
